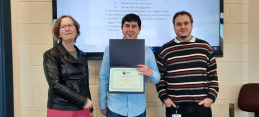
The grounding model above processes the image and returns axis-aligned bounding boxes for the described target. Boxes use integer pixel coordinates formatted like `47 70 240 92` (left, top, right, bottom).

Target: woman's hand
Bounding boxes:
84 99 93 109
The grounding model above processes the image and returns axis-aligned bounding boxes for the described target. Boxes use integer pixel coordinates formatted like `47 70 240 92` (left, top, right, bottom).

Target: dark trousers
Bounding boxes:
166 105 212 117
106 107 146 117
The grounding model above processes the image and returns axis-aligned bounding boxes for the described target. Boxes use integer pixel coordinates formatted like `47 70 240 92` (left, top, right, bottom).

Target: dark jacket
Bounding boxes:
43 42 93 111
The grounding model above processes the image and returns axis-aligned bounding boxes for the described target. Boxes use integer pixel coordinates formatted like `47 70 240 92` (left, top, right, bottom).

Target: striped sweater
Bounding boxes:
156 38 219 106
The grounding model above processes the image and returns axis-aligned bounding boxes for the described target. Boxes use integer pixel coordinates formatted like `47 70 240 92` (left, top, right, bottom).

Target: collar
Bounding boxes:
55 41 87 63
174 36 196 43
56 41 86 56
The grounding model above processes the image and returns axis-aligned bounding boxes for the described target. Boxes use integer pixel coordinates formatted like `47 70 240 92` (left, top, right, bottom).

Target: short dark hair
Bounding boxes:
52 15 80 41
121 13 141 28
172 11 194 26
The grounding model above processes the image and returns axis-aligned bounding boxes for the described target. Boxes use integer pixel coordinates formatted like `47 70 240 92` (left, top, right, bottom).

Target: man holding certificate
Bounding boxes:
98 14 161 117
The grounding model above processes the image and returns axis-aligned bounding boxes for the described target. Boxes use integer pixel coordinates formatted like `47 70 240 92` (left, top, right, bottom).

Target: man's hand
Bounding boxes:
164 98 176 108
101 109 107 116
89 113 94 117
84 99 93 109
198 98 213 107
136 64 153 77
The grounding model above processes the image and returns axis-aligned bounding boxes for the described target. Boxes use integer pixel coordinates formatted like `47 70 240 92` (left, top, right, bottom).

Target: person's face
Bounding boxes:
174 14 193 40
59 17 78 42
121 21 141 39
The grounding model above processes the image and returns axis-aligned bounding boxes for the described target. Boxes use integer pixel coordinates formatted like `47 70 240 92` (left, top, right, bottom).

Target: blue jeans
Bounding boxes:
106 107 146 117
166 105 212 117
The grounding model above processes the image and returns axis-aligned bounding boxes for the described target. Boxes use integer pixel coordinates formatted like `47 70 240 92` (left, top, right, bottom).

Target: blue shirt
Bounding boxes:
98 46 160 117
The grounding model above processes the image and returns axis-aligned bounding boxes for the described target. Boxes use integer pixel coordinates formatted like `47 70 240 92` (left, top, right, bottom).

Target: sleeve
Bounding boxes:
155 49 169 102
206 50 219 103
98 47 110 110
146 48 160 84
43 51 88 108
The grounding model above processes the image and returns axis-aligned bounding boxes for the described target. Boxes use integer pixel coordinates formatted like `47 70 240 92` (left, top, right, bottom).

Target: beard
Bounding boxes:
180 35 188 39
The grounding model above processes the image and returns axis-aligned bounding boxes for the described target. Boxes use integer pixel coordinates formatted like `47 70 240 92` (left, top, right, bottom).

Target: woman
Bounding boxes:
43 15 94 117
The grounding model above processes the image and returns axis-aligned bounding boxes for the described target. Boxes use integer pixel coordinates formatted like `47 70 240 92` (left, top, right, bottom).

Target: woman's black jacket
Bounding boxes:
43 42 93 112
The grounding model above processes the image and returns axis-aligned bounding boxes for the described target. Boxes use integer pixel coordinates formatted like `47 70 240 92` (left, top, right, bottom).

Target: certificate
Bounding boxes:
108 68 144 94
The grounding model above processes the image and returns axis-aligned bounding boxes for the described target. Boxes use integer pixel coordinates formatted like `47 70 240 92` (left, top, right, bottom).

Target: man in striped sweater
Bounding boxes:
156 11 219 117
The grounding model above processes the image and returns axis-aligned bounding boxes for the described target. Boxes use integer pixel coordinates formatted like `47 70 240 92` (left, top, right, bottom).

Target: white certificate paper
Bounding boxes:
108 68 144 93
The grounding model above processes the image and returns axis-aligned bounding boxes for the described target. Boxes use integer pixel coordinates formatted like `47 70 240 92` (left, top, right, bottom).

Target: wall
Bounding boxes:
248 0 259 83
217 0 251 116
11 0 255 117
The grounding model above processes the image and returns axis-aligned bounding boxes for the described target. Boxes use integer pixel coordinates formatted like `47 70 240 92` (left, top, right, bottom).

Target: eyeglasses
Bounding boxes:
60 24 75 30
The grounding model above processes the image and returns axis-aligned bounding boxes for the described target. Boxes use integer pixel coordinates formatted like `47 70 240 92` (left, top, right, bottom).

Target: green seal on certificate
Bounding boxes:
108 68 144 94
